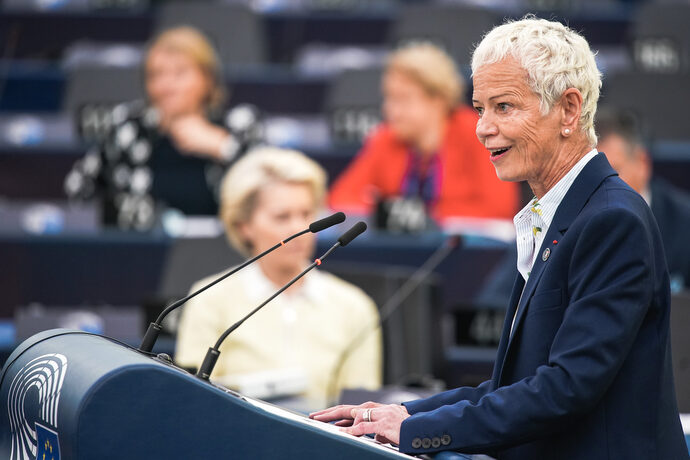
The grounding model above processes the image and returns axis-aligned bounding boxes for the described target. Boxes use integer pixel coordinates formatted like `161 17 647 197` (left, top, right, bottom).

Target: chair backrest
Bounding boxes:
601 71 690 141
63 66 144 113
62 66 144 142
154 2 266 67
389 4 499 67
327 263 444 386
325 67 383 145
670 292 690 412
157 235 244 301
2 0 149 12
630 3 690 73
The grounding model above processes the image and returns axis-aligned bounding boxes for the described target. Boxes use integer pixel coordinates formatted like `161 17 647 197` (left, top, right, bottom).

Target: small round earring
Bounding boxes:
564 128 571 135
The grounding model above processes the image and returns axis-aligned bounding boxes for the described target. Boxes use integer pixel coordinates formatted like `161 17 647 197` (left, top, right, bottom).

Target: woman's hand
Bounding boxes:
168 114 232 161
309 401 384 427
309 401 410 445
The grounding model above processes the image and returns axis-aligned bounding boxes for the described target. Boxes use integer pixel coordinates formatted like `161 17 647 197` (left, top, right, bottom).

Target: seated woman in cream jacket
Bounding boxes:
175 147 382 408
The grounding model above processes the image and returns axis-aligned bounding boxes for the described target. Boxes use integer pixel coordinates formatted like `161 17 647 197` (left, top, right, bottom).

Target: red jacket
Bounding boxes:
329 107 519 221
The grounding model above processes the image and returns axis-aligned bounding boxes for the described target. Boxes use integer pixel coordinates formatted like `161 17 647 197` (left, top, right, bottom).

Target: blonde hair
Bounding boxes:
471 16 602 146
146 26 226 113
219 147 327 255
386 42 464 110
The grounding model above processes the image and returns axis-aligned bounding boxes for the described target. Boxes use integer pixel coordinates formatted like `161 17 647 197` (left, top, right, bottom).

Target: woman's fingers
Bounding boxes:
309 405 354 422
343 421 376 437
374 434 394 445
309 401 382 422
334 419 354 427
340 404 410 445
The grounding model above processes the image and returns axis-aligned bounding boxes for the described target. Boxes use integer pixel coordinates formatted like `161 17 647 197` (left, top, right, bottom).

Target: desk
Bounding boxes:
0 228 508 317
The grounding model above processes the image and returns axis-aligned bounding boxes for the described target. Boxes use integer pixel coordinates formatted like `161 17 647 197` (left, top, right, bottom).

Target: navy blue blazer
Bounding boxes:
399 153 688 459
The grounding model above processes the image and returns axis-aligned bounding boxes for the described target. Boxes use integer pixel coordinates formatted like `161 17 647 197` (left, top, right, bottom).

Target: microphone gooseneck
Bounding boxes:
138 212 347 353
196 221 367 381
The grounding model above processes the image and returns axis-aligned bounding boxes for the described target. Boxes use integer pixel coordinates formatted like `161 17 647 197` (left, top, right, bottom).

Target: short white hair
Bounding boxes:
219 146 327 255
471 16 602 146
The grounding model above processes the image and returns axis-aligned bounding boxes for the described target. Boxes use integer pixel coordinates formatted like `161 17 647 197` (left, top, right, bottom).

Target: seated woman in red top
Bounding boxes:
328 43 519 223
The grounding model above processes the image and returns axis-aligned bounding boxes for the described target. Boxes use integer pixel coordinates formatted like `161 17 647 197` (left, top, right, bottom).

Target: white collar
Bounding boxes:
242 263 324 306
512 149 598 281
513 148 599 229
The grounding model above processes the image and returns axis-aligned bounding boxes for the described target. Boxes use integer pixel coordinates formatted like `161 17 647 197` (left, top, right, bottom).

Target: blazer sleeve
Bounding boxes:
402 380 492 415
399 206 656 454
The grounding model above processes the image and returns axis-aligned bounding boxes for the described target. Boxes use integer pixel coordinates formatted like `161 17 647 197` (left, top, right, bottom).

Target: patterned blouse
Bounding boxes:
65 101 263 231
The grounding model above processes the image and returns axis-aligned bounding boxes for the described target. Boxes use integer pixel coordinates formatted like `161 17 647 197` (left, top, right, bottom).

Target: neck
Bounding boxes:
412 115 448 155
529 138 592 199
158 107 204 131
257 259 305 294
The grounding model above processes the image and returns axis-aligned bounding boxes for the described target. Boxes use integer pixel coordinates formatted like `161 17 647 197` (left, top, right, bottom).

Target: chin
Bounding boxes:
389 125 415 143
493 166 523 183
277 251 310 265
276 261 308 275
157 103 188 118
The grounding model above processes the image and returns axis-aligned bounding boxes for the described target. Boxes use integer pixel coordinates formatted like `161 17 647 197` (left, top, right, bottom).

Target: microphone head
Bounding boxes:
337 221 367 247
309 212 346 233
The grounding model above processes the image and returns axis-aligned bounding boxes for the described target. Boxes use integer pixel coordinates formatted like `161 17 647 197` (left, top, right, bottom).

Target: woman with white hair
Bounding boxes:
175 147 381 409
311 16 688 459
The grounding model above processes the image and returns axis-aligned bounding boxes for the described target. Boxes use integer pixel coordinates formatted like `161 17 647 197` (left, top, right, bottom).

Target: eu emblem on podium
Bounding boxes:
35 423 61 460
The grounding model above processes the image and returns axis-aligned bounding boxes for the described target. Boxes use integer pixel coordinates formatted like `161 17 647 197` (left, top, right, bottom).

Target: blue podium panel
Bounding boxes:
0 330 422 459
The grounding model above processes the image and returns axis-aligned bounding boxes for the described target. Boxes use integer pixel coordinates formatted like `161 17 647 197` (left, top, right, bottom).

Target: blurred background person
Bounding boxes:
597 106 690 291
64 26 263 231
175 147 382 409
328 43 519 227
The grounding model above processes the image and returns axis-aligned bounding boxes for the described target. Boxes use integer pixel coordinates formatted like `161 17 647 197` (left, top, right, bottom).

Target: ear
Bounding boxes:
559 88 583 133
636 146 653 184
236 221 254 248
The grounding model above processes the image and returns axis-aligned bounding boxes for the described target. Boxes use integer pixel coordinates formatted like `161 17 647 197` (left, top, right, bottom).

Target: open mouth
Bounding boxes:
489 146 511 161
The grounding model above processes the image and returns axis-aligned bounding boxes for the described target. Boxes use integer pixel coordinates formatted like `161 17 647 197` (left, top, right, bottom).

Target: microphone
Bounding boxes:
196 221 368 381
326 235 461 404
138 212 346 352
337 221 367 246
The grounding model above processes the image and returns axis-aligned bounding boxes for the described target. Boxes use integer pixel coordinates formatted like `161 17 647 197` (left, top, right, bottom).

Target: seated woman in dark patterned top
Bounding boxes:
65 26 262 230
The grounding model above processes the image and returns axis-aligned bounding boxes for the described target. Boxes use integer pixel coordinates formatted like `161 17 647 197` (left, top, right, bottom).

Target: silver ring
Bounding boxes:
363 408 372 422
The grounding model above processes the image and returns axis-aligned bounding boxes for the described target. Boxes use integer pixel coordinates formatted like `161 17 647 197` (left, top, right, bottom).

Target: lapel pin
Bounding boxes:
542 247 551 261
553 240 558 245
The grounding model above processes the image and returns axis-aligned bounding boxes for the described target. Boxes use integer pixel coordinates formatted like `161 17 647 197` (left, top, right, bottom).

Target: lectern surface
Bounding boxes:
0 330 471 459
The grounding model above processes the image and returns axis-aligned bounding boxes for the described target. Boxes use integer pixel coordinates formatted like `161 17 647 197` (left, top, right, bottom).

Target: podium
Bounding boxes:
0 329 470 459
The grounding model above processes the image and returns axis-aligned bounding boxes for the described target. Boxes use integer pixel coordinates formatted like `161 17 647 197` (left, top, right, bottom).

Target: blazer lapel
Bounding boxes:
497 153 618 382
493 273 525 387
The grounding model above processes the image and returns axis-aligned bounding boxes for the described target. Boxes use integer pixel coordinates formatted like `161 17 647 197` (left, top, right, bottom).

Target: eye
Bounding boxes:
274 212 290 222
497 102 511 112
473 106 484 116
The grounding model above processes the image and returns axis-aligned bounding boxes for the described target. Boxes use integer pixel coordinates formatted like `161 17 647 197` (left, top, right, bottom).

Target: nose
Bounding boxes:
290 214 311 234
476 112 499 142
